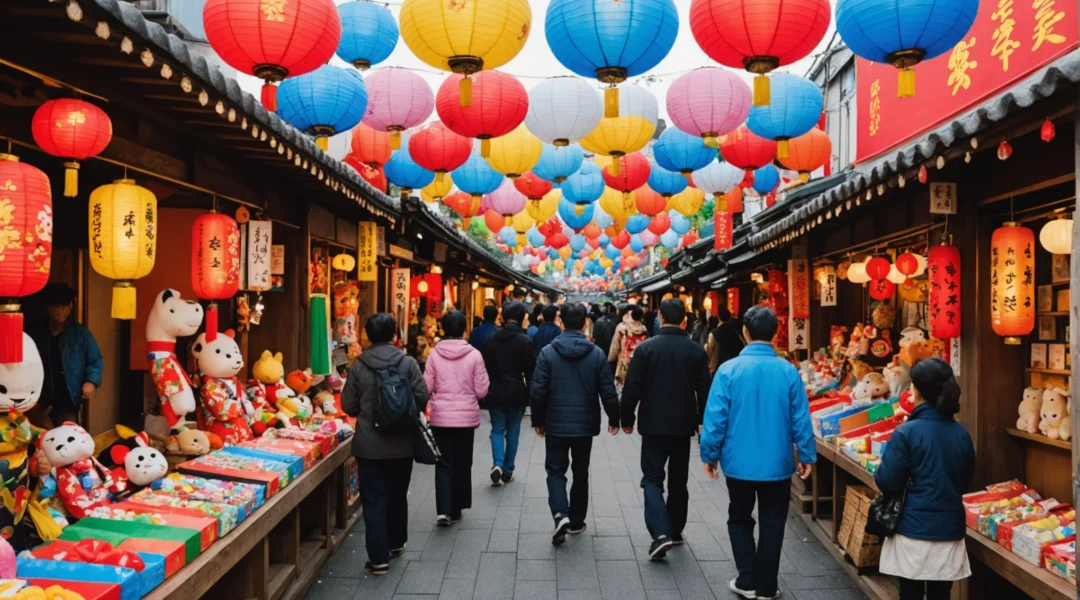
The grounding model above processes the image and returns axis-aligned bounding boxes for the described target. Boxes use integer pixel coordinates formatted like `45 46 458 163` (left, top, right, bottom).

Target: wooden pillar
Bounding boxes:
1071 98 1079 515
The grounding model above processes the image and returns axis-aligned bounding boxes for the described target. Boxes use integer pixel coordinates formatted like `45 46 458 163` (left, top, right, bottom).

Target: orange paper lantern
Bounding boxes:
350 122 392 167
634 185 668 216
776 127 830 181
991 223 1035 344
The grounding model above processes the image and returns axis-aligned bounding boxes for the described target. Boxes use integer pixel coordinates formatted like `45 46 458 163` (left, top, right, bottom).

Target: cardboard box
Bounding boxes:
23 580 120 600
220 447 305 483
239 437 322 467
152 473 264 515
819 403 885 438
66 518 201 564
176 453 288 497
58 526 130 546
17 558 140 600
117 538 185 578
1013 518 1076 566
125 492 240 536
104 502 218 550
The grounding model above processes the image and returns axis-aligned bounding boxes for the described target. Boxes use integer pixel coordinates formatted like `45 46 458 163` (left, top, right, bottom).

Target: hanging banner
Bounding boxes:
270 244 285 274
726 288 739 316
714 211 733 251
929 182 958 215
950 337 962 376
789 316 809 351
246 220 272 291
357 222 378 282
357 280 377 348
376 226 387 256
821 266 838 306
391 268 411 344
788 259 810 318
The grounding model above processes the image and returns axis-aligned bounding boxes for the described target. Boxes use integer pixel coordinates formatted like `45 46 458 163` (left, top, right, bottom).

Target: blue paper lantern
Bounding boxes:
647 160 689 197
630 234 645 253
527 226 546 248
654 127 715 175
385 150 435 193
753 164 781 194
669 210 691 235
558 198 594 230
570 234 587 252
625 214 650 235
836 0 978 98
660 229 679 249
533 144 585 184
700 222 715 238
336 1 398 70
597 233 611 247
562 162 605 206
499 226 518 247
591 203 614 229
452 151 503 199
747 74 822 159
548 248 561 260
277 65 368 150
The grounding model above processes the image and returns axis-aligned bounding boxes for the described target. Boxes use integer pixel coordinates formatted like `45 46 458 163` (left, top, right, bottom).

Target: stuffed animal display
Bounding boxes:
40 422 114 519
852 372 891 402
146 289 204 431
1017 387 1042 434
882 361 911 399
165 428 218 456
193 330 253 445
1040 387 1070 440
245 351 286 435
109 432 168 498
0 334 46 550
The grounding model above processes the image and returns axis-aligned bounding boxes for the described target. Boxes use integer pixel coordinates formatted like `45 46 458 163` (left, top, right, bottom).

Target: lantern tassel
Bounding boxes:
205 303 219 343
753 75 770 107
315 136 329 152
481 138 491 158
800 172 809 182
62 161 79 197
111 283 136 320
504 215 512 227
717 193 727 213
777 139 789 159
897 68 915 98
703 134 718 149
604 87 619 118
390 131 401 150
611 155 621 175
575 205 584 216
460 76 473 107
261 83 278 112
0 310 23 363
436 171 445 184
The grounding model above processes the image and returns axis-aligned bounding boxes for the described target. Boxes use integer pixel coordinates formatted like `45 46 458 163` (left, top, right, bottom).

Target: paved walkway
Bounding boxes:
309 416 868 600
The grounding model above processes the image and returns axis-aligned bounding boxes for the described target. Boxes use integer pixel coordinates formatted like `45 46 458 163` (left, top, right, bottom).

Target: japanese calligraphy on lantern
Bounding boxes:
392 268 410 343
357 222 377 282
270 244 285 274
929 244 962 338
726 288 739 316
246 220 272 291
714 211 733 252
856 0 1076 162
788 259 810 318
821 266 837 306
789 317 809 351
930 183 958 214
991 225 1036 341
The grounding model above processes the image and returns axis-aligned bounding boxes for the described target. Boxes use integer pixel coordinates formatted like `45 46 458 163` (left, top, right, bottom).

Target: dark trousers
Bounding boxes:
899 578 953 600
357 457 413 565
640 435 691 540
432 427 475 516
545 435 593 524
726 476 790 597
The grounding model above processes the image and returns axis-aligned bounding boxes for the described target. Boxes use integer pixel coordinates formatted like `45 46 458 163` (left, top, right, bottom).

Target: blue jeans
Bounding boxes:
489 406 525 475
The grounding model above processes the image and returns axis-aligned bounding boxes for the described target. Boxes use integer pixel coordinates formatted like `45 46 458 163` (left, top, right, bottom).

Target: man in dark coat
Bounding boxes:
481 301 536 486
469 304 499 351
530 303 619 545
707 307 746 375
591 303 618 359
620 299 712 560
531 304 562 351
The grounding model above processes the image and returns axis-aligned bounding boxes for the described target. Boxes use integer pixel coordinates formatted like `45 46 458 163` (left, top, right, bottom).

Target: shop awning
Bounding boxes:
627 271 670 293
642 278 672 293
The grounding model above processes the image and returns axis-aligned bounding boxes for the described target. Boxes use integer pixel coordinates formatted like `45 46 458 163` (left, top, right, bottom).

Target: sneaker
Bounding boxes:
490 466 504 486
365 561 389 576
450 513 463 524
390 545 406 558
552 516 571 545
436 514 451 527
649 536 674 561
501 472 515 484
567 523 587 535
755 591 781 600
671 534 684 546
728 578 757 599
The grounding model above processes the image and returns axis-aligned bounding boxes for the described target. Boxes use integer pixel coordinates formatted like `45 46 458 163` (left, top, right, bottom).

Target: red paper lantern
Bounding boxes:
546 232 570 249
928 244 961 339
720 126 778 171
682 230 700 247
436 71 528 157
408 121 471 182
726 186 744 214
0 154 51 362
991 223 1035 344
714 211 734 251
602 152 650 193
483 209 505 233
514 171 553 200
581 223 602 240
587 237 600 249
865 257 891 280
351 160 387 193
611 230 631 250
203 0 341 111
635 186 668 217
739 170 754 188
647 212 671 235
537 217 561 238
444 190 481 228
31 99 112 198
350 122 392 167
868 278 895 301
895 252 919 277
192 212 241 339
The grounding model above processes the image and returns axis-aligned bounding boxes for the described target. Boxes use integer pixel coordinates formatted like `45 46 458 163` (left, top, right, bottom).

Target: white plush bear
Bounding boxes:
1017 387 1042 434
1040 387 1070 439
109 431 168 495
899 327 926 350
882 362 911 399
40 422 113 519
1058 395 1071 442
191 329 252 445
146 289 203 431
0 334 43 414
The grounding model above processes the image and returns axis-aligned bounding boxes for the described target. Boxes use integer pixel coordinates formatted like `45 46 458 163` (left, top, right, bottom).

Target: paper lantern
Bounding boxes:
499 226 519 247
720 125 778 171
615 82 660 128
671 187 706 217
602 152 650 195
669 211 691 235
444 190 482 227
635 186 668 217
350 160 387 192
580 117 655 174
546 0 678 117
192 212 240 338
666 68 752 148
514 171 554 201
533 143 584 184
350 122 392 167
526 189 561 223
886 264 908 285
409 121 471 182
336 1 398 70
682 231 700 246
511 211 535 237
277 65 368 150
420 177 453 203
868 278 896 301
714 210 734 251
562 162 605 212
486 179 528 226
747 74 822 158
648 212 671 235
399 0 531 105
88 179 156 320
753 164 780 194
1040 217 1073 255
895 252 919 276
203 0 341 110
452 150 503 202
332 253 356 272
485 125 543 179
31 99 112 197
525 77 603 146
659 229 679 249
928 244 961 339
625 214 651 235
362 68 434 149
437 72 529 158
693 161 743 212
991 223 1035 344
483 209 505 233
777 128 831 180
610 230 632 250
836 0 978 98
647 161 689 198
689 0 830 106
384 150 435 196
865 257 891 280
654 127 716 175
847 261 870 284
0 154 51 361
547 230 571 249
599 187 637 220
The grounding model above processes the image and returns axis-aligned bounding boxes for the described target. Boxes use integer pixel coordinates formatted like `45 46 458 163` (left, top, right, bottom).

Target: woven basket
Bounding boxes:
839 485 882 568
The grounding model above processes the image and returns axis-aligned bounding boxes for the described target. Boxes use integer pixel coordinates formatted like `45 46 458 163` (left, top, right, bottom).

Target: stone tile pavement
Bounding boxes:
308 416 868 599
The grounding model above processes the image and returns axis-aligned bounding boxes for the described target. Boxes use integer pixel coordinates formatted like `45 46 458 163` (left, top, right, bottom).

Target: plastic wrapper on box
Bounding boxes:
125 492 240 537
150 473 264 516
109 502 218 549
978 505 1048 542
1044 539 1076 585
220 447 304 483
1012 517 1076 566
239 437 322 467
275 429 336 455
176 453 288 497
22 580 119 600
17 558 140 600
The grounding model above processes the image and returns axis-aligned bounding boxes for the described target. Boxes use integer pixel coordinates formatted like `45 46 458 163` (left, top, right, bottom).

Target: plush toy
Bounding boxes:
883 361 911 398
846 323 868 358
1058 394 1071 441
0 334 48 550
165 428 217 456
146 289 204 431
1040 387 1070 439
1017 387 1042 434
847 358 873 383
829 326 848 360
245 351 287 435
40 422 114 519
108 432 168 499
852 372 891 402
192 330 253 445
899 327 927 351
898 339 937 367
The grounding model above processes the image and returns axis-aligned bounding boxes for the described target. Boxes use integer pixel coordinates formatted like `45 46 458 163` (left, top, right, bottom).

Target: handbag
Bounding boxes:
412 417 442 465
865 485 907 538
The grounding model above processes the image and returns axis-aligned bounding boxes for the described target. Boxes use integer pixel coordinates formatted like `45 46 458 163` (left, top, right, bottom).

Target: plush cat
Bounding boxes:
40 422 113 519
192 330 252 445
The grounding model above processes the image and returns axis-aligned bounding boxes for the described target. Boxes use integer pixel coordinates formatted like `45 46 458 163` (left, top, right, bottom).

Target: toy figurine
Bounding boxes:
39 422 114 519
852 372 891 402
0 334 49 550
146 289 204 431
108 432 168 499
245 351 287 435
192 330 252 445
1040 387 1070 440
1016 387 1042 434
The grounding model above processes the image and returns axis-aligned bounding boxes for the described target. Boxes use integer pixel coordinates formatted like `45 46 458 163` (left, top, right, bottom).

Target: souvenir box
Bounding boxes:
1013 517 1076 566
125 492 240 536
811 405 850 438
16 552 163 600
977 505 1048 542
818 402 887 438
275 429 336 455
117 538 185 578
152 473 265 514
1045 539 1076 585
239 436 322 467
23 580 120 600
91 504 218 551
221 447 305 482
69 518 201 564
57 526 129 547
28 542 165 597
176 452 288 497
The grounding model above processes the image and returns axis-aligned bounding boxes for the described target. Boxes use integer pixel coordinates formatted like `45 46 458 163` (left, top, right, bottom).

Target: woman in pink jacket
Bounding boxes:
425 310 490 526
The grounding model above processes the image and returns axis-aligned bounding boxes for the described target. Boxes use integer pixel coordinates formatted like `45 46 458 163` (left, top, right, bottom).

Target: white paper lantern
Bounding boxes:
525 77 603 146
886 264 907 284
1040 217 1073 254
693 161 744 210
615 82 659 128
913 253 928 277
847 261 870 284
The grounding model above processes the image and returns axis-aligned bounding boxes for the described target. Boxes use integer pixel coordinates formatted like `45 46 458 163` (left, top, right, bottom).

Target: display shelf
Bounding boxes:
1006 427 1072 450
1026 368 1073 376
965 530 1074 600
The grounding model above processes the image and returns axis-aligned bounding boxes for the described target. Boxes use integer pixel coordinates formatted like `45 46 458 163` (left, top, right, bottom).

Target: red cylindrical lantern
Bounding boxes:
647 212 671 235
714 210 733 251
0 154 51 362
868 278 895 301
895 252 920 277
928 244 961 339
720 126 778 171
408 121 471 182
31 99 112 198
991 223 1035 344
436 72 528 157
602 152 650 193
727 288 739 315
192 212 241 341
350 122 392 167
514 171 553 200
865 257 891 280
635 186 668 217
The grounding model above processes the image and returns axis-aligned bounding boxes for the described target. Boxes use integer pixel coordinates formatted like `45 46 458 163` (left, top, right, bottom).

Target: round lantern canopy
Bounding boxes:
515 171 554 202
562 162 605 212
602 153 650 195
635 186 668 217
203 0 341 110
599 187 636 220
336 0 398 70
647 160 689 198
747 74 823 158
525 77 603 147
836 0 978 98
886 264 908 285
654 127 716 175
928 244 961 339
399 0 531 106
499 226 519 248
640 230 659 248
991 223 1036 344
896 252 920 276
486 125 543 179
276 65 368 151
558 199 594 231
753 164 780 194
660 229 680 249
777 127 831 180
88 179 156 320
669 210 691 235
533 143 584 184
437 71 529 157
385 150 436 197
647 211 671 235
569 234 588 253
689 0 830 106
865 257 891 280
444 190 482 227
192 212 240 338
547 229 571 249
666 68 752 148
615 82 661 128
408 121 471 183
527 226 546 248
625 214 651 235
31 99 112 197
868 278 896 301
693 161 743 212
0 154 51 362
483 209 505 234
847 260 870 284
545 0 679 117
1039 217 1073 254
671 187 706 217
526 189 561 222
350 122 392 167
420 177 454 203
362 68 434 149
452 150 503 201
720 125 779 172
580 117 655 174
582 223 602 240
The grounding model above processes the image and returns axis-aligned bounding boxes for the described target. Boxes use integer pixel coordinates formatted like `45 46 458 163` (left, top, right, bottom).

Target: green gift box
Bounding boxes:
58 525 130 546
67 518 201 563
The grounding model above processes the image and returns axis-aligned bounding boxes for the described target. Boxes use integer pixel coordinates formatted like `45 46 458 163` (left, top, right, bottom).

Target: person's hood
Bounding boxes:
493 322 526 341
622 319 647 336
434 339 474 361
359 343 406 370
551 332 594 361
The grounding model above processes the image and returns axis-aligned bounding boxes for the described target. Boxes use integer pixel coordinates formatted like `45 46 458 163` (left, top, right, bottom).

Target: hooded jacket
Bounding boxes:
531 322 562 352
424 339 489 428
530 332 619 437
591 314 618 357
342 343 430 460
481 322 537 408
469 320 497 350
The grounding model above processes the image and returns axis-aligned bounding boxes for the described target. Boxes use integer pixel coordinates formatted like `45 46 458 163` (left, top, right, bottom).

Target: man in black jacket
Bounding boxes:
530 303 619 546
620 298 712 561
591 303 618 359
481 301 537 486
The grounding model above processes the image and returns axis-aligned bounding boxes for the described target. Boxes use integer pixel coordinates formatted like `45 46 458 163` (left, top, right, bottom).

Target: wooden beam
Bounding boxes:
1071 89 1079 524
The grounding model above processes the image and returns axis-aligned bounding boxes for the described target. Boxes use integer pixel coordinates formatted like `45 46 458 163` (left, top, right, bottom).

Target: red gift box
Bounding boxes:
175 461 280 498
25 579 121 600
112 502 218 550
239 437 321 468
117 538 185 578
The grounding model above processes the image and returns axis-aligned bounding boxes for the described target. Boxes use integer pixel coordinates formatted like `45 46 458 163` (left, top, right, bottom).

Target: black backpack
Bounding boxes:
362 354 418 434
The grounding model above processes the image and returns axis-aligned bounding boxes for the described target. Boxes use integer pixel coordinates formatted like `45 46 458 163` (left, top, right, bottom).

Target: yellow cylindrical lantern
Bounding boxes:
527 188 561 222
671 187 706 217
88 179 157 319
580 117 655 168
599 186 636 219
485 125 543 179
421 176 454 203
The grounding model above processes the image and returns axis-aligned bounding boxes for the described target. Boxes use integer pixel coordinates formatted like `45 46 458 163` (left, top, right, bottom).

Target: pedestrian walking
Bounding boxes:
620 299 711 560
700 306 816 599
527 303 544 338
469 304 499 351
480 301 536 486
607 305 648 395
706 308 745 375
591 303 618 359
690 309 709 346
530 303 619 545
342 313 430 576
531 304 562 351
424 310 490 527
876 358 975 600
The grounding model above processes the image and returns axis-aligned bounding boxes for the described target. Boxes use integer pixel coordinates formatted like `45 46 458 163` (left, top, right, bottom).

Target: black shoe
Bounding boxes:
756 590 781 600
365 561 389 576
728 578 756 599
552 516 571 545
671 534 684 546
567 522 586 535
649 536 674 561
490 466 504 486
501 471 515 484
450 513 463 524
390 545 406 558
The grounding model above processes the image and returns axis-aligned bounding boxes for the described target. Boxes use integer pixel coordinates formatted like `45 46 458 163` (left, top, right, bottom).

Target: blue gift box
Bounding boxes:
817 402 886 438
17 557 139 600
132 551 166 597
221 447 305 484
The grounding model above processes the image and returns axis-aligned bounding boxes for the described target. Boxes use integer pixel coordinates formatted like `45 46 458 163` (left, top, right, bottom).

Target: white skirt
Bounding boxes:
879 534 971 581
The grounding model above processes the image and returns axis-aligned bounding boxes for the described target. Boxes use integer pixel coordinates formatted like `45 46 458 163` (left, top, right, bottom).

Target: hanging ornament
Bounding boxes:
746 74 822 159
89 179 156 320
276 65 368 151
997 139 1013 161
666 68 752 148
720 125 778 173
0 154 51 361
444 190 482 228
990 223 1035 344
525 77 603 147
385 149 436 198
928 244 961 339
533 143 584 184
336 0 399 70
917 165 928 184
409 121 471 183
192 212 241 340
31 98 113 197
895 252 919 276
580 116 655 174
653 127 716 176
865 257 891 280
1041 118 1056 142
868 278 895 300
1039 217 1072 255
363 68 434 150
332 253 356 272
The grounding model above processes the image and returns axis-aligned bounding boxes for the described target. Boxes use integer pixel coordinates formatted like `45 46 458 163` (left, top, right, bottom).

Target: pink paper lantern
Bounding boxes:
666 67 752 148
362 68 434 148
485 179 527 218
639 230 659 247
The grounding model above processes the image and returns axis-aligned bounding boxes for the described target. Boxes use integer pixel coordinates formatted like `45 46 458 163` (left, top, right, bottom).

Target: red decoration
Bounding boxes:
634 185 667 217
765 192 776 207
444 190 481 227
611 230 631 250
997 139 1013 161
720 126 777 171
865 257 891 280
602 152 650 193
0 154 51 362
895 252 919 276
410 274 443 314
739 170 754 188
647 212 671 235
483 209 504 233
581 223 602 239
350 122 392 167
351 159 387 192
726 186 744 214
868 278 895 301
408 121 471 181
928 244 961 339
789 259 810 318
31 99 112 198
1041 118 1056 142
202 0 341 111
192 212 241 340
514 171 553 199
436 72 528 155
768 269 789 350
714 210 733 251
726 288 739 315
546 232 570 249
991 224 1035 344
917 165 928 184
682 230 700 246
537 217 561 237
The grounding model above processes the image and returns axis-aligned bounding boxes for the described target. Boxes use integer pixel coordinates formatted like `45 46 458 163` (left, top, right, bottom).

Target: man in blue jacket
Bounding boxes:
700 306 816 600
29 284 102 427
468 304 498 351
530 304 562 351
530 303 619 546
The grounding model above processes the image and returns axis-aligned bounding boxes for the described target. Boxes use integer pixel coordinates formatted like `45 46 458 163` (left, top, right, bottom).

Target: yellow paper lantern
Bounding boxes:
511 210 535 234
589 248 603 260
332 253 356 272
671 187 706 217
399 0 531 105
526 188 561 222
486 125 543 179
553 259 566 271
600 257 614 269
599 187 636 219
580 117 655 175
88 179 157 319
421 176 454 203
559 245 573 260
536 263 547 275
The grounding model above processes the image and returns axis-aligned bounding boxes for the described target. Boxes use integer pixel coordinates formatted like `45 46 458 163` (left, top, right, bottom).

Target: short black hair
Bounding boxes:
911 357 961 415
42 284 76 307
698 309 707 321
718 307 732 322
542 304 559 323
659 298 686 326
560 303 587 330
442 310 466 338
366 313 396 344
708 316 719 330
629 305 644 322
503 300 526 323
483 305 498 322
512 287 527 299
743 306 778 342
605 303 617 315
532 304 545 322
